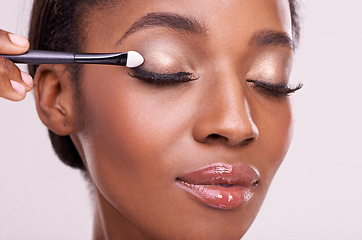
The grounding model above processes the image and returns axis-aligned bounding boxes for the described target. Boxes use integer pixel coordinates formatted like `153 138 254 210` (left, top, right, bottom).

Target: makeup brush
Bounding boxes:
0 50 144 68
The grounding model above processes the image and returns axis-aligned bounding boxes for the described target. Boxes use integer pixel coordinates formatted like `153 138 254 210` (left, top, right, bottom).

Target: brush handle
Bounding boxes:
0 50 75 64
0 50 142 67
74 52 127 65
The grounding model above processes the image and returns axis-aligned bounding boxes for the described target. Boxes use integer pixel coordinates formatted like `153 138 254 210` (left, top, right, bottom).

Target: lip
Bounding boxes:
176 162 260 210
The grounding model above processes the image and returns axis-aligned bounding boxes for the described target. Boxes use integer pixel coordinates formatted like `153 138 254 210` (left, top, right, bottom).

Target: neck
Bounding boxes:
92 196 108 240
91 191 150 240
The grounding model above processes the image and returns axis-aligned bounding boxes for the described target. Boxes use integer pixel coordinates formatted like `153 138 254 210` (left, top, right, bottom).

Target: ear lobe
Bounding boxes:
34 64 77 136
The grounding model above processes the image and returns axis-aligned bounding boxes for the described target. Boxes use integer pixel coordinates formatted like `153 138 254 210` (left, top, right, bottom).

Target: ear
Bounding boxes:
34 64 77 136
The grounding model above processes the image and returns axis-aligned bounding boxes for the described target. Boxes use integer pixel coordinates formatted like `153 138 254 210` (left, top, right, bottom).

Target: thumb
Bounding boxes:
0 29 29 55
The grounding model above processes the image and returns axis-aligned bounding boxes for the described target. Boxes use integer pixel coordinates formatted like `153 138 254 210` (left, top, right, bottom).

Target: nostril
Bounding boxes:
205 133 229 144
243 137 255 144
205 134 256 146
208 133 221 139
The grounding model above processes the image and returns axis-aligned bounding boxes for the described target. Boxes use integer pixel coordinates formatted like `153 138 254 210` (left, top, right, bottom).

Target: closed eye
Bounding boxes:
247 79 303 100
128 67 199 86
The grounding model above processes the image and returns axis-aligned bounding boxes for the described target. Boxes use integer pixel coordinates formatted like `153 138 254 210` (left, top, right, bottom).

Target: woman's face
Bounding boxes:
74 0 294 239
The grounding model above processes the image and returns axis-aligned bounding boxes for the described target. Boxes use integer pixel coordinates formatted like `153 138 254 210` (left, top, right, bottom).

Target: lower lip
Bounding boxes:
176 180 254 210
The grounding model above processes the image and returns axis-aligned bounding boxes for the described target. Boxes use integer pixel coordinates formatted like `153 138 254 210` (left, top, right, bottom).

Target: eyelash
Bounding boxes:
128 68 199 86
247 79 303 99
129 68 303 99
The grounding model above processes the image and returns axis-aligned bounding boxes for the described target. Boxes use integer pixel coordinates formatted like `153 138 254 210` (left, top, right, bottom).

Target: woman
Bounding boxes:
0 0 302 239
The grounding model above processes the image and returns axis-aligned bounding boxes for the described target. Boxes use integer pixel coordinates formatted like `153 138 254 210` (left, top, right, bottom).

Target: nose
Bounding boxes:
192 73 259 147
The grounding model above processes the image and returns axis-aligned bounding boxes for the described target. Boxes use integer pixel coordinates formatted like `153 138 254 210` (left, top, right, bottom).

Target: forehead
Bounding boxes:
84 0 292 50
150 0 292 33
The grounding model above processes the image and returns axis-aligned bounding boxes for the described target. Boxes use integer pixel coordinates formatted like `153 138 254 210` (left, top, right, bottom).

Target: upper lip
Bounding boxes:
176 162 260 187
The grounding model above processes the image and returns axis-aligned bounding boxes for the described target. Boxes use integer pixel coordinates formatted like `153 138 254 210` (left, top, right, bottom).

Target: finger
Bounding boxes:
0 29 29 55
0 57 33 101
20 71 34 90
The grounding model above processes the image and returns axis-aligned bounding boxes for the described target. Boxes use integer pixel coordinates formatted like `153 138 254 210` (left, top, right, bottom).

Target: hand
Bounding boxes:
0 29 33 101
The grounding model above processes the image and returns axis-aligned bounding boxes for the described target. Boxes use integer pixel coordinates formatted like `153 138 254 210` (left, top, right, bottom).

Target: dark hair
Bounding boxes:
28 0 301 173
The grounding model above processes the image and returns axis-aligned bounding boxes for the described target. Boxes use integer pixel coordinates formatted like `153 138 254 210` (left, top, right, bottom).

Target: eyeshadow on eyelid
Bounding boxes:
247 54 292 84
140 48 192 74
149 51 176 68
134 34 194 71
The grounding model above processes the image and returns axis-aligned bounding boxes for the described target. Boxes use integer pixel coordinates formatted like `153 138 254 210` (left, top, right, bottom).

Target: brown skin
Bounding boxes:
0 30 33 100
34 0 294 239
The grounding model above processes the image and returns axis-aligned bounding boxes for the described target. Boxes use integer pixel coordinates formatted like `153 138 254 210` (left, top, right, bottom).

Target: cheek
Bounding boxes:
76 65 198 212
253 97 293 185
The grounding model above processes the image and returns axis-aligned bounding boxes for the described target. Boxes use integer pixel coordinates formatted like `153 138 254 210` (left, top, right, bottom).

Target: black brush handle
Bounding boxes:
75 52 127 65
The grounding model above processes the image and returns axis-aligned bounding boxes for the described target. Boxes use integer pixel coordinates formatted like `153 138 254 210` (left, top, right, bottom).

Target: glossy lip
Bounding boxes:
176 162 260 210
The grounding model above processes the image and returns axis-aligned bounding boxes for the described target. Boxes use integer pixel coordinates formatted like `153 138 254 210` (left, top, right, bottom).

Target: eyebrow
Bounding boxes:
249 30 294 50
117 12 206 45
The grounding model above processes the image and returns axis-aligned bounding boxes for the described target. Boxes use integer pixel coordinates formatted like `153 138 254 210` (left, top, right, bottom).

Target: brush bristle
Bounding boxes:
126 51 144 68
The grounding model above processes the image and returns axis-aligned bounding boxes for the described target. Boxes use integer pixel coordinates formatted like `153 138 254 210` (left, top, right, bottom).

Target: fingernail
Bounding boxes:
21 71 33 87
8 33 29 47
10 80 26 95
